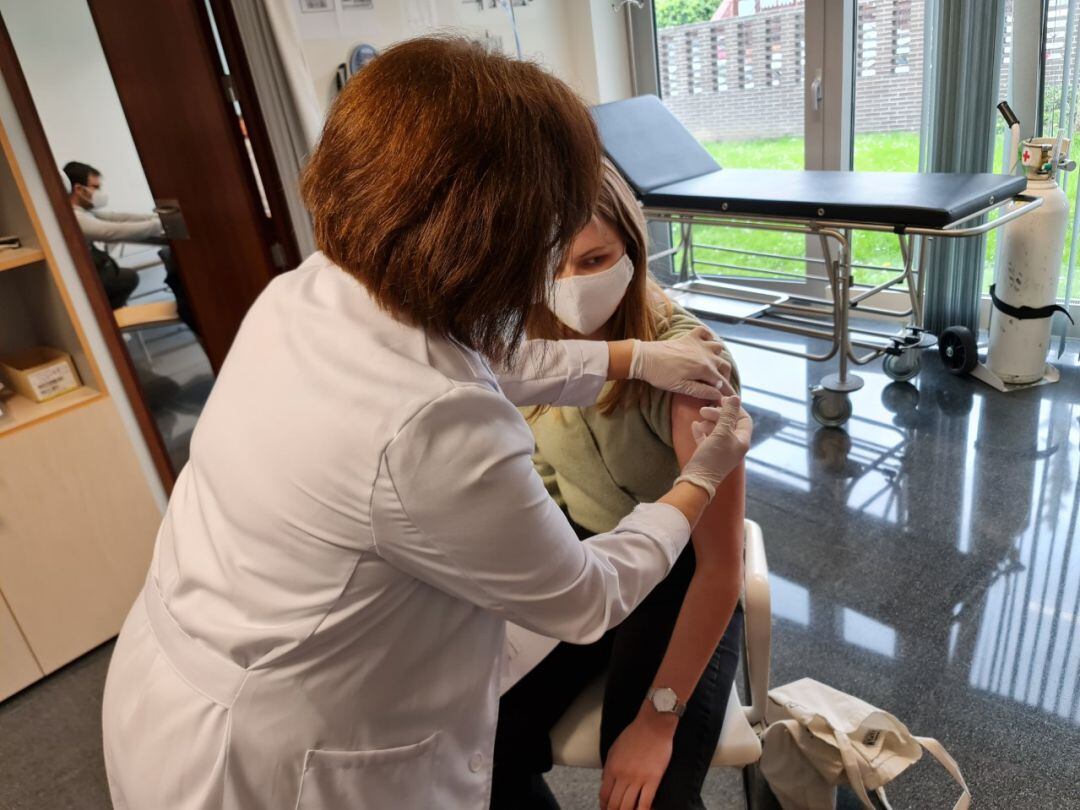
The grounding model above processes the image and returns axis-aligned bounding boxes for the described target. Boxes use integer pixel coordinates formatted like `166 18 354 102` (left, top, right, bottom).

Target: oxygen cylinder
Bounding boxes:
987 138 1070 384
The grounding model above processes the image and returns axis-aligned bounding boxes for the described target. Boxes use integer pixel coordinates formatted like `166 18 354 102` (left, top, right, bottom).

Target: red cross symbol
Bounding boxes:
1023 149 1031 162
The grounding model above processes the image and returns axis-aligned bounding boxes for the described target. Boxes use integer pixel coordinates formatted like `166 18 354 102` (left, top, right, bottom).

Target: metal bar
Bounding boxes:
647 245 680 262
898 233 923 325
767 309 907 341
770 300 839 318
644 193 1042 237
691 242 907 275
894 195 1044 236
696 269 913 296
685 221 696 281
693 259 825 282
694 243 819 263
689 272 916 321
847 346 888 365
850 303 915 318
721 324 838 361
678 222 692 282
691 278 838 309
765 314 894 352
916 234 929 319
819 228 852 383
848 271 909 303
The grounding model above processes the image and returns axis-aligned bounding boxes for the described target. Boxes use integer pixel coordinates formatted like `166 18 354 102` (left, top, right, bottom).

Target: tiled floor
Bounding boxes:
1 324 1078 809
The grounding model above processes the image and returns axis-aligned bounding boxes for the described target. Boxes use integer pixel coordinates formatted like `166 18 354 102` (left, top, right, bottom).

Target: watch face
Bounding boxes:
653 687 678 712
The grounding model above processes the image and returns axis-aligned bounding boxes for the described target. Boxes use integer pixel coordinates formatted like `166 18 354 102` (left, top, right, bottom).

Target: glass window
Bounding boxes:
653 0 807 281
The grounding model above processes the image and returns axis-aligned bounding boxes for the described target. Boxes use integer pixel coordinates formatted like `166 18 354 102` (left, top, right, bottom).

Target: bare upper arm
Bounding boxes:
671 393 708 468
670 393 745 571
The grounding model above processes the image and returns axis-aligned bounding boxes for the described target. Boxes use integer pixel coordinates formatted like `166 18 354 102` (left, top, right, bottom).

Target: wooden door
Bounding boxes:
87 0 294 371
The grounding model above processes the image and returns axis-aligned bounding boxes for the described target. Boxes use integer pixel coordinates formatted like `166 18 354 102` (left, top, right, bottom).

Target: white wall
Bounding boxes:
291 0 634 114
0 0 155 214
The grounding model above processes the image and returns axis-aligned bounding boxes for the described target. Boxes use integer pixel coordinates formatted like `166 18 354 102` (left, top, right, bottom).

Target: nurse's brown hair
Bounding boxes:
301 36 602 364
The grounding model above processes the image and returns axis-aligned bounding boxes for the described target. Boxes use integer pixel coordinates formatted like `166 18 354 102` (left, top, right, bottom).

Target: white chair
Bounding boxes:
549 519 772 805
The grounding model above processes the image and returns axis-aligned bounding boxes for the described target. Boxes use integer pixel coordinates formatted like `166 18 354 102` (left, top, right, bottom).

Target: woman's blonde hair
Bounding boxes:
526 159 673 416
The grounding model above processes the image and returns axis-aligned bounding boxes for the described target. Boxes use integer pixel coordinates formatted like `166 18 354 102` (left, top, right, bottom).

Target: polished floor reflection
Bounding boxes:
730 325 1080 808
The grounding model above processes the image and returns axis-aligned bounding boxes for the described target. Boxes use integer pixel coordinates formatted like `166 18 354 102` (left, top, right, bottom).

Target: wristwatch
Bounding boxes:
646 686 686 718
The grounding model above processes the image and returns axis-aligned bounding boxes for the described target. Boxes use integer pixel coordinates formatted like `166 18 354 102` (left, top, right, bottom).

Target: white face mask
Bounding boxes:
548 253 634 335
91 189 109 209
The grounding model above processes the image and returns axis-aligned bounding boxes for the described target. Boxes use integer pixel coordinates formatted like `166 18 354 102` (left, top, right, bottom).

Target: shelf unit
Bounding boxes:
0 245 43 272
0 90 161 698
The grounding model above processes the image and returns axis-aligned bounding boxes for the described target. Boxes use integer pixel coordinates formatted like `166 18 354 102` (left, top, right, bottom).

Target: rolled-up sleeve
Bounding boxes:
371 383 690 644
494 339 609 407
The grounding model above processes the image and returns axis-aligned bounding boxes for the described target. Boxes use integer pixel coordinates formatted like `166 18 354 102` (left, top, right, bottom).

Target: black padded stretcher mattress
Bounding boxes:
593 95 1027 230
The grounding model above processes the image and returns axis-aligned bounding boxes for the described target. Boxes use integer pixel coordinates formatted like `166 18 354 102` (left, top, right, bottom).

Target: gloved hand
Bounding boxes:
675 396 752 500
629 326 734 401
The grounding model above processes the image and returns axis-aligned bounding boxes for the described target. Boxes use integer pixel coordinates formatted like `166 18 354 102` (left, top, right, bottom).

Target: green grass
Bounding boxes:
675 131 1078 300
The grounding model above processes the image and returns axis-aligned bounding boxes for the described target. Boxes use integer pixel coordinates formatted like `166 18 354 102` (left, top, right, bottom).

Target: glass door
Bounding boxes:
651 0 810 285
632 0 854 295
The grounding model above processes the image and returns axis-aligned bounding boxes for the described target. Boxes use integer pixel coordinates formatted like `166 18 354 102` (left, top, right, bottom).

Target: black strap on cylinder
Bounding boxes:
989 284 1075 324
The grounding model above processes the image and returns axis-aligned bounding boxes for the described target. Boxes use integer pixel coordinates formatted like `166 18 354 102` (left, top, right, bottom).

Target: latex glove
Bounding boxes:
599 714 674 810
676 396 752 500
629 326 734 401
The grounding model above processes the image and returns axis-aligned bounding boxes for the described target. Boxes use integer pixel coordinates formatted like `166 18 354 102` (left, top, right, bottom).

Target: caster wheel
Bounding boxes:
811 392 852 427
938 326 978 375
883 351 921 382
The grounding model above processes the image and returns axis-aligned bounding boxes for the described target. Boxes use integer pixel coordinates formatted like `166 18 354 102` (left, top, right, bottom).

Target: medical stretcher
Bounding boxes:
594 96 1040 426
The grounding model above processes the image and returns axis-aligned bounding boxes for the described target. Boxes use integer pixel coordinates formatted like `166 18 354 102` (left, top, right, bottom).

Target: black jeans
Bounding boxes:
492 520 744 810
89 243 138 309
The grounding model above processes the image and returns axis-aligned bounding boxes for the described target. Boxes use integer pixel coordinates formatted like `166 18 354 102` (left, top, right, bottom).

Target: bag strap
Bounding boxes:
832 725 876 809
914 736 971 810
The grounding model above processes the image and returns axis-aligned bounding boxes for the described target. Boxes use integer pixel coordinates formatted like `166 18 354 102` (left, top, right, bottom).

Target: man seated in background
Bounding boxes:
62 162 195 334
63 160 163 309
64 160 164 244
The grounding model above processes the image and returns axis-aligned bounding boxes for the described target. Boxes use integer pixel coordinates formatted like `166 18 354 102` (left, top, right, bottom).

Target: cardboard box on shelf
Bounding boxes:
0 347 81 403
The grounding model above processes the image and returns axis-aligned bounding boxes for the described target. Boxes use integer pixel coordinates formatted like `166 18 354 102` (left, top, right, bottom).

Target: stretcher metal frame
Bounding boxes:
645 194 1043 426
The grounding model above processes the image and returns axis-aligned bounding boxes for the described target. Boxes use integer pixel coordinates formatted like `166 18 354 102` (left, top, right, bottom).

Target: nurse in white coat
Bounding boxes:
102 38 751 810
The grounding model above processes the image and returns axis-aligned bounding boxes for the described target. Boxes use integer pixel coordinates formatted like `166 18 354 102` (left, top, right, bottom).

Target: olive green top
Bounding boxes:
528 305 738 534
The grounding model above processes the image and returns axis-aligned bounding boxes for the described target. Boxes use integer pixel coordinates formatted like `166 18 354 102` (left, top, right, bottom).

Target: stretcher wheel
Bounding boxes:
883 351 921 382
938 326 978 375
811 391 852 428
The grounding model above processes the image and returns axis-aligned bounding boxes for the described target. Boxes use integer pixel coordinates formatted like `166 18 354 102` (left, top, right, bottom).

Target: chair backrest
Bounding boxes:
591 95 721 195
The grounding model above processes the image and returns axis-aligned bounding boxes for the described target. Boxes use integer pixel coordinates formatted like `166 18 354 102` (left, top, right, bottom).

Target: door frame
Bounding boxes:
204 0 303 273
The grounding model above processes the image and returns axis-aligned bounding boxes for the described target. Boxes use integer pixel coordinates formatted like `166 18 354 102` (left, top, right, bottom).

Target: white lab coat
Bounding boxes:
102 253 691 809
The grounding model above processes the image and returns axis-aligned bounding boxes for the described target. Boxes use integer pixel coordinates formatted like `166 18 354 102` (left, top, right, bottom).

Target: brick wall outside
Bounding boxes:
657 0 1040 144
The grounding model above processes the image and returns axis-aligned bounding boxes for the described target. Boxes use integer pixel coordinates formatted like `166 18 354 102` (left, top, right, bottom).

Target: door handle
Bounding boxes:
810 69 823 112
153 198 190 240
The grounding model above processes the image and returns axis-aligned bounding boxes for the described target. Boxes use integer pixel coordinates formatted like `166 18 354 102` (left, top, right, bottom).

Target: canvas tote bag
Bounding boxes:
759 678 971 810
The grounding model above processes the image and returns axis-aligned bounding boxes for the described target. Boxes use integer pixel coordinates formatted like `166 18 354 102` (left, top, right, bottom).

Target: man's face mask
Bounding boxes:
78 183 107 209
547 253 634 335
